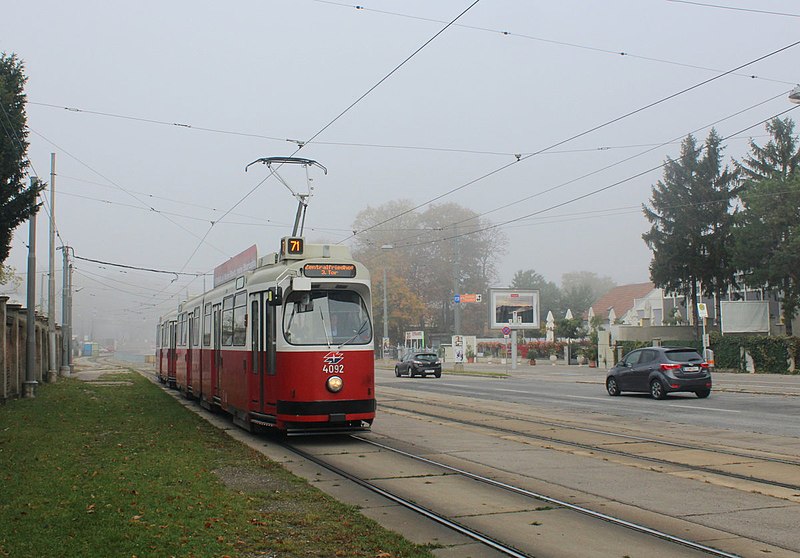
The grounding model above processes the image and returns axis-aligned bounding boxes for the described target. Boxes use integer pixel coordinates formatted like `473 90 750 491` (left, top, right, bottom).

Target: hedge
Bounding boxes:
614 334 799 374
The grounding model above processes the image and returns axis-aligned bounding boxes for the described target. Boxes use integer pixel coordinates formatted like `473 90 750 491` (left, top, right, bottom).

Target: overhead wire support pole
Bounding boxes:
25 178 39 398
59 244 71 376
48 153 58 381
67 247 74 374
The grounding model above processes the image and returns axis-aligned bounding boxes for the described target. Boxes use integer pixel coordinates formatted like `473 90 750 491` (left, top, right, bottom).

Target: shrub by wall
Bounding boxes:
696 333 797 373
613 334 798 373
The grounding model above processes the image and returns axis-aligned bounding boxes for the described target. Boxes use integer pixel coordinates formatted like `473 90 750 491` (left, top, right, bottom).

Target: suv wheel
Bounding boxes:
695 389 710 398
606 377 620 396
395 366 401 377
650 379 666 400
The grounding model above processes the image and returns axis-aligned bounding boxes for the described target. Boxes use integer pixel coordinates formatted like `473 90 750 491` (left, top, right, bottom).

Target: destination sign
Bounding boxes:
303 263 356 278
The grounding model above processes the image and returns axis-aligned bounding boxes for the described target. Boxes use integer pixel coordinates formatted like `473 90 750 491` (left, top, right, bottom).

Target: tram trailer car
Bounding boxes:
156 238 375 434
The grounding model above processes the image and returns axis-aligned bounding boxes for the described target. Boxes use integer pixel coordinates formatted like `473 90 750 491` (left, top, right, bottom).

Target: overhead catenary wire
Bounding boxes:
383 89 793 247
390 104 800 251
343 39 800 244
73 254 208 277
28 100 775 161
311 0 797 85
29 128 232 260
170 0 482 276
666 0 800 18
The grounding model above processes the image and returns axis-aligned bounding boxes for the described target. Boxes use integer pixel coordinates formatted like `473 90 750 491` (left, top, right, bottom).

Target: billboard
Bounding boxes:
489 289 540 329
214 245 258 287
720 301 770 333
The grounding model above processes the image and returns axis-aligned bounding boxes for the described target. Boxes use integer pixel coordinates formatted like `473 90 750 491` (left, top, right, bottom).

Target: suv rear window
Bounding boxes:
665 350 703 362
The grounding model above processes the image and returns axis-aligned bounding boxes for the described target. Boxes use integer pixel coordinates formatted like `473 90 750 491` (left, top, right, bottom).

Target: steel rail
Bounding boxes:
380 388 800 466
355 436 742 558
379 399 800 490
283 442 532 558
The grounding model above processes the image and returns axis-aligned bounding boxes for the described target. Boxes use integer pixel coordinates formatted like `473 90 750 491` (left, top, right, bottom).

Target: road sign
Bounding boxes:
459 294 482 303
501 326 511 335
454 294 461 303
697 303 708 319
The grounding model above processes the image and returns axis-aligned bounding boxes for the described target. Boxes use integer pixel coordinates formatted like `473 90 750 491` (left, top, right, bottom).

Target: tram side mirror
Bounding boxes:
267 287 282 306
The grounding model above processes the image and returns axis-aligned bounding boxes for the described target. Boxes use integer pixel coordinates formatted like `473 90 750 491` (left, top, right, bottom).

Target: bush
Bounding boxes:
610 334 799 373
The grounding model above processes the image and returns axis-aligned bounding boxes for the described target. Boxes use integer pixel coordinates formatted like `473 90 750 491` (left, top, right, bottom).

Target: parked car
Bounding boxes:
606 346 711 399
395 352 442 378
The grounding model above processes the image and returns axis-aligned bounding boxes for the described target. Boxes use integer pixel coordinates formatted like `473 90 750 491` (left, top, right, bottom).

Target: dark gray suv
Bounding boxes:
606 346 711 399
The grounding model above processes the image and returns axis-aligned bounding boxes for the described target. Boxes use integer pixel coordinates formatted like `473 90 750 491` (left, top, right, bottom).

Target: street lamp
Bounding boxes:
381 244 393 359
790 85 800 105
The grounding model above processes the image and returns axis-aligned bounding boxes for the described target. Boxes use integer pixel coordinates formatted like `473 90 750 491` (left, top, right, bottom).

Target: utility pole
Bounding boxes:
24 178 39 398
67 247 74 374
48 153 57 382
452 223 461 336
59 245 71 375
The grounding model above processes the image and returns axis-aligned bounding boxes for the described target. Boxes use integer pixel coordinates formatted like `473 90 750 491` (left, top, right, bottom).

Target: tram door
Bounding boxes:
250 294 263 412
212 303 222 396
250 292 276 412
186 314 193 392
168 320 177 382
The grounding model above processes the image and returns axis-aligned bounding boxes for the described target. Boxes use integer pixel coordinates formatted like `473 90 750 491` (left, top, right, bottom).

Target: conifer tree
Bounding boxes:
0 53 41 263
737 117 800 182
643 130 737 327
733 118 800 335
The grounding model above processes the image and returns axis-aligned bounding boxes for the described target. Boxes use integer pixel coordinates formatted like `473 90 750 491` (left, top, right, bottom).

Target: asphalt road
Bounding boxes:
377 362 800 438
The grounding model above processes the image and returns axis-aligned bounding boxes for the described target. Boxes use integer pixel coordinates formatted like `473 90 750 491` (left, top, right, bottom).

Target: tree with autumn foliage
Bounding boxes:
351 200 506 344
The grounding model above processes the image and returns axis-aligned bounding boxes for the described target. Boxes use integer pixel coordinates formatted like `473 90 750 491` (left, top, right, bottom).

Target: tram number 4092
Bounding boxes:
323 363 345 374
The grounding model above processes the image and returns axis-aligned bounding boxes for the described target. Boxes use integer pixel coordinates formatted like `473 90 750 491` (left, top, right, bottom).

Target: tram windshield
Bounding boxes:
283 290 372 346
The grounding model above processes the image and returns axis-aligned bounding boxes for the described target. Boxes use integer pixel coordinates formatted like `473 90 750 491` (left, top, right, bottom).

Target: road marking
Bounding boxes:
494 388 532 394
561 394 613 402
667 404 741 413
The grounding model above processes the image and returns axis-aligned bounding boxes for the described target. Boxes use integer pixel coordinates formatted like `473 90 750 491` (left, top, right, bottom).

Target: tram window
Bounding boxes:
222 295 234 346
203 303 212 347
192 307 200 347
233 291 247 346
177 313 185 346
283 290 372 346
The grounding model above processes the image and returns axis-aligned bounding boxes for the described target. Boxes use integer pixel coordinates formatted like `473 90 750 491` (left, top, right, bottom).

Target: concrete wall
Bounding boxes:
0 297 63 403
610 324 698 343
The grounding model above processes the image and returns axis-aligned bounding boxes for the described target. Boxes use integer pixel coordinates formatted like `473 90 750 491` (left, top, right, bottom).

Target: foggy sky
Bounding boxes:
2 0 798 345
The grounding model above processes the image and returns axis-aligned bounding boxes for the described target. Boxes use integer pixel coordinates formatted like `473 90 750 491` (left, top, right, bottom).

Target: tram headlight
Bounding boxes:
326 376 343 393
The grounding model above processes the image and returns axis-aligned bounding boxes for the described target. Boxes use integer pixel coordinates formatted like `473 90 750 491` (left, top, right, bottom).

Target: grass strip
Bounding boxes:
0 372 436 558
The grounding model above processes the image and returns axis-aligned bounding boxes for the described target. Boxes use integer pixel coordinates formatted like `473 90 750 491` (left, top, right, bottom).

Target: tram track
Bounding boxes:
378 393 800 496
285 441 532 558
123 359 798 556
281 434 742 557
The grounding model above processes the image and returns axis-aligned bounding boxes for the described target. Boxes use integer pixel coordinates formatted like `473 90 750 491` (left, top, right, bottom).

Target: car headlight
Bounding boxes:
326 376 343 393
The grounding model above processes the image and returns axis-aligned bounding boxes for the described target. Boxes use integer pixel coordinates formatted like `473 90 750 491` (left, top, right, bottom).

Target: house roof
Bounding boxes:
587 282 656 321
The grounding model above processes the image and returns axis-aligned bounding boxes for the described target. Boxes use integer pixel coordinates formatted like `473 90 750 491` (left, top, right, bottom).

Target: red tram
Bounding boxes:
156 236 375 434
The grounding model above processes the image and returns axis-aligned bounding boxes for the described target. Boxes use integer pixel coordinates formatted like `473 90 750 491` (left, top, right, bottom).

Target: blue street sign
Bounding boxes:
454 294 460 303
